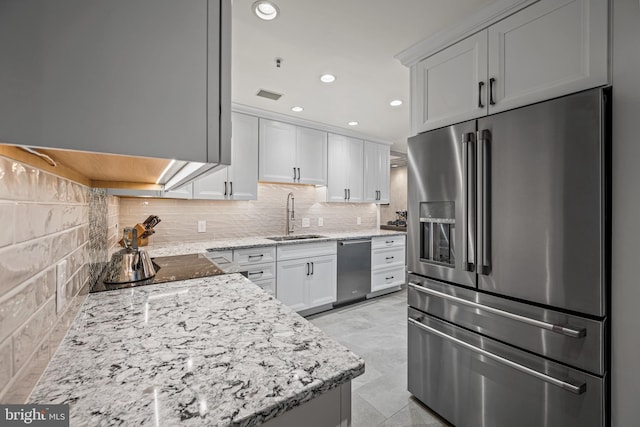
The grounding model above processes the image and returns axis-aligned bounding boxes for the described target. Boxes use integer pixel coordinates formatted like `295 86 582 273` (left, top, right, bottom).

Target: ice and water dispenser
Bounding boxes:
419 202 455 266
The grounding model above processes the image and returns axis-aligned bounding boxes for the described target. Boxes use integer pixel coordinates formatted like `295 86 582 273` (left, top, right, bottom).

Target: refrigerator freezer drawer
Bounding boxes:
408 308 605 427
408 275 605 376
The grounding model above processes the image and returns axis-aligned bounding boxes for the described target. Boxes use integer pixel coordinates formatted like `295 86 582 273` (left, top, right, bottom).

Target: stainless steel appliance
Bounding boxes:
336 239 372 305
407 87 610 427
103 227 156 285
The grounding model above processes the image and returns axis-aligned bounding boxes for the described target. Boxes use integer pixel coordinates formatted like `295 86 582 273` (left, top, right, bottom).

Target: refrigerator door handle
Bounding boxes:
478 129 492 275
408 317 587 395
463 132 476 272
408 282 587 338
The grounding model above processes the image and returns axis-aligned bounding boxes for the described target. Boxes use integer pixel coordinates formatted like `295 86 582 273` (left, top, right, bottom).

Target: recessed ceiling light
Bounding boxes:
253 1 279 20
390 99 403 107
391 164 399 168
348 121 359 126
320 74 336 83
291 106 304 112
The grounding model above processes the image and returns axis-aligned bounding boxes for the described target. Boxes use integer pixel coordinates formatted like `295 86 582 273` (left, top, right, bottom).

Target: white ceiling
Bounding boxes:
231 0 495 152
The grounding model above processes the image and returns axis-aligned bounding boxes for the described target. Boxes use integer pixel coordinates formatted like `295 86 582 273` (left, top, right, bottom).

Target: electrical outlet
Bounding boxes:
56 260 68 314
302 218 310 228
197 220 206 233
357 217 362 225
318 217 324 227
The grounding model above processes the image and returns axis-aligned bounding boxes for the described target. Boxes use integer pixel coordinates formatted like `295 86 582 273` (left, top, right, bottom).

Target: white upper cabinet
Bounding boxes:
487 0 608 114
259 119 297 183
411 0 608 133
412 32 488 134
193 112 259 200
327 134 364 202
363 142 390 204
0 0 231 164
296 126 328 185
259 119 327 185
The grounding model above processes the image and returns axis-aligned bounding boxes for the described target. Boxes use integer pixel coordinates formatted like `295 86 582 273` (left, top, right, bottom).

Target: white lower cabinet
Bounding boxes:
371 235 406 293
276 242 337 312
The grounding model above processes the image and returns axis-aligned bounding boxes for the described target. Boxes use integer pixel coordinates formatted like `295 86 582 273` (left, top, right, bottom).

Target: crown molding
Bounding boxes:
232 103 394 146
395 0 539 67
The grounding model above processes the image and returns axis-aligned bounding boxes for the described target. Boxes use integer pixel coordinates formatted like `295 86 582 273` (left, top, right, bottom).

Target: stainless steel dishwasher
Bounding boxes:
336 239 371 306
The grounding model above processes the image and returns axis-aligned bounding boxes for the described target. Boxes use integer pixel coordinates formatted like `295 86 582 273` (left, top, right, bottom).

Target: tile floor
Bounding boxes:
309 289 451 427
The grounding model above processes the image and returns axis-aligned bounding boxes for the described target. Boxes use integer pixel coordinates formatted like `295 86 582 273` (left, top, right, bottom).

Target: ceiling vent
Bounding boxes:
256 89 283 101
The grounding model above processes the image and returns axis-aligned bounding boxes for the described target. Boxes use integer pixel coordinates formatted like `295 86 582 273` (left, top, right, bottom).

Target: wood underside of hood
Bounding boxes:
0 144 167 190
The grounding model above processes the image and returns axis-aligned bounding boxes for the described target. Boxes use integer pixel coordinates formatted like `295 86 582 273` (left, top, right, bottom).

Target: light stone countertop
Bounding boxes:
29 273 364 426
147 229 406 258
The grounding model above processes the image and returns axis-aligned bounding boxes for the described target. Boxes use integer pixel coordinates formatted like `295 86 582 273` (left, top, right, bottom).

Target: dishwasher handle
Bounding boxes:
339 240 371 246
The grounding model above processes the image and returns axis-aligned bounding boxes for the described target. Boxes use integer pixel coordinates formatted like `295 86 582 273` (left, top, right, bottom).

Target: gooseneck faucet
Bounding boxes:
286 192 295 235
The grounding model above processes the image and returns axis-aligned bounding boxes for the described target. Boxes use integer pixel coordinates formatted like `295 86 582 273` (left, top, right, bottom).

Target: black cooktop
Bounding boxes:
90 253 242 293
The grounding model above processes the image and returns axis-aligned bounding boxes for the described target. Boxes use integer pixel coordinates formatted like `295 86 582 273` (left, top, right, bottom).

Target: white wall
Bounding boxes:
611 0 640 425
380 166 407 225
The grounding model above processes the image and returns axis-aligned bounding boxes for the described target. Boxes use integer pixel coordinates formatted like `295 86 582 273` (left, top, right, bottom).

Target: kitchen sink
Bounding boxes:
266 234 326 242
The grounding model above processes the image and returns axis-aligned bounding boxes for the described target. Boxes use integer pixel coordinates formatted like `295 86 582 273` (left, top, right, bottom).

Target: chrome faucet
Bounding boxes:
286 192 295 235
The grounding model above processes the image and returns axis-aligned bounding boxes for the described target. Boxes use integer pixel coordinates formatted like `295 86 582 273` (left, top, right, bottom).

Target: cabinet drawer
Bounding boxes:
253 278 276 297
205 250 233 263
372 235 406 249
234 246 276 266
244 262 276 282
372 246 405 269
277 241 337 261
371 265 405 292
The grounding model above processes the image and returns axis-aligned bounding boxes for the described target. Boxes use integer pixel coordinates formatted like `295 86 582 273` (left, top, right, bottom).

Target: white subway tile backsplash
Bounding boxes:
12 298 56 373
119 183 378 245
0 203 14 247
0 338 11 392
0 154 93 402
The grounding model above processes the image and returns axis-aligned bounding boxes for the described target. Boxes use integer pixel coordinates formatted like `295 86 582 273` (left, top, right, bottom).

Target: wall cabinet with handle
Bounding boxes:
411 0 608 134
193 112 259 200
276 241 337 312
259 119 327 185
327 134 364 203
363 141 390 204
0 0 231 164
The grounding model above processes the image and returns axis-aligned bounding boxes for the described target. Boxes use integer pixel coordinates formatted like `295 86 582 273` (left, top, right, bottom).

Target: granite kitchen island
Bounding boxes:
28 274 364 426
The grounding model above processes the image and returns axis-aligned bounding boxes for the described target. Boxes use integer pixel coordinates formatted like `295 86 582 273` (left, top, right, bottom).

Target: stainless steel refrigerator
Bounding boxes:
407 87 610 427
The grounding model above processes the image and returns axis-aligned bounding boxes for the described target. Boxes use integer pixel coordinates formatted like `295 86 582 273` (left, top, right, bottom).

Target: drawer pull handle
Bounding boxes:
385 256 395 261
248 254 264 260
248 271 264 277
408 283 586 339
408 317 586 395
385 276 394 280
385 240 394 244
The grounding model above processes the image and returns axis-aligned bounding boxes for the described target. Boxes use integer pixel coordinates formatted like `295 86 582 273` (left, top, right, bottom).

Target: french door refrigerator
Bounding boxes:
407 87 610 427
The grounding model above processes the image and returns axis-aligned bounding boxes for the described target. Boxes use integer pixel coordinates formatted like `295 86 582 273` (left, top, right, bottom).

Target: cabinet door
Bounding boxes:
487 0 608 114
276 259 309 312
345 138 364 203
296 126 327 185
363 142 390 203
326 134 350 202
193 168 228 199
377 144 390 204
308 255 337 308
363 142 379 203
228 112 258 200
0 0 219 162
259 119 297 183
412 31 488 134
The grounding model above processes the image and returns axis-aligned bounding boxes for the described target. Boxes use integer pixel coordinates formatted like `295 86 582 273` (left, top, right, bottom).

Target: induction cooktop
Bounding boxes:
90 253 243 293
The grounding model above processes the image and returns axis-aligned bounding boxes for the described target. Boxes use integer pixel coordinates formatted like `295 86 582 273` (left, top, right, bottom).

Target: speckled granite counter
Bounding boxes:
29 274 364 426
148 229 406 258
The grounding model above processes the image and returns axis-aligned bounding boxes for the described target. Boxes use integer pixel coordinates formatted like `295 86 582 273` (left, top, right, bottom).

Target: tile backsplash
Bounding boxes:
0 155 118 402
119 183 378 245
